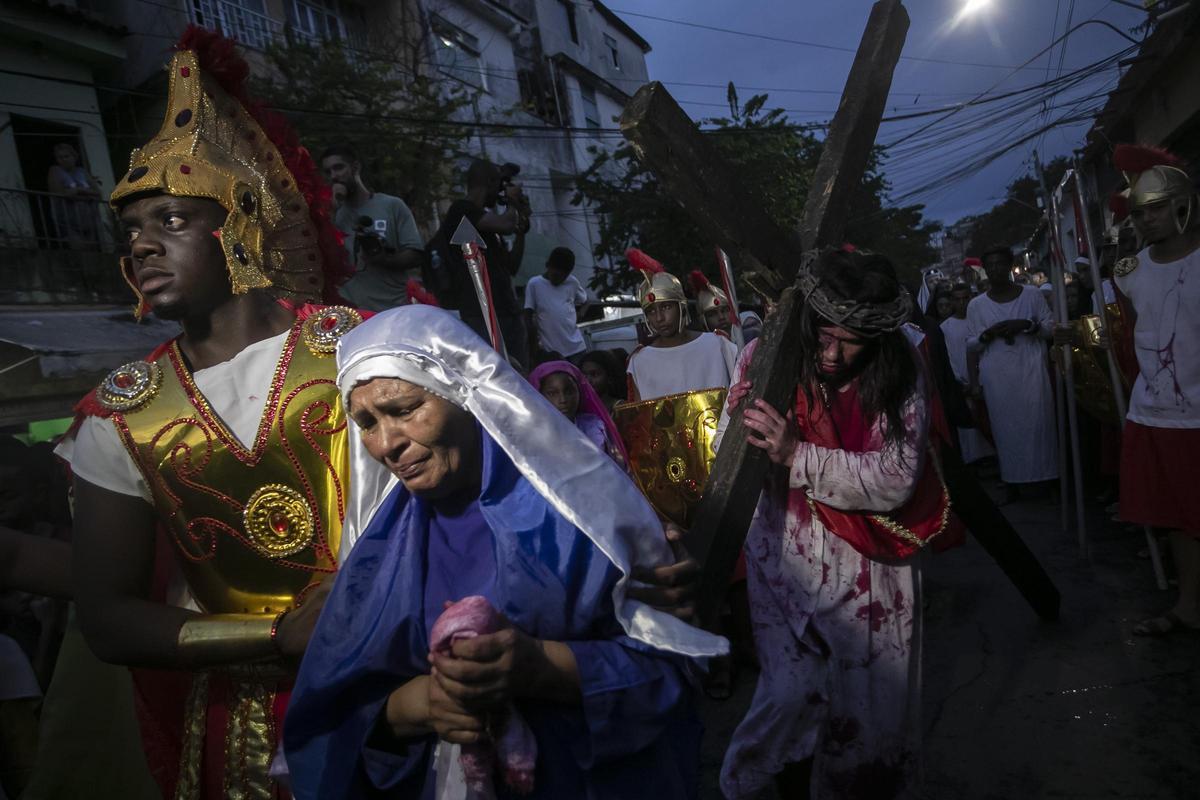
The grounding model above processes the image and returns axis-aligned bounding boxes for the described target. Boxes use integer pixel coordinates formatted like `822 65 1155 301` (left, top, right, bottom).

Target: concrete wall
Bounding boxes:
1131 41 1200 150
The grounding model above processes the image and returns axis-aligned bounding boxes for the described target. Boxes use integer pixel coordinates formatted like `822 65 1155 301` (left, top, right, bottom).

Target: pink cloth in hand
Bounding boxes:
430 596 537 795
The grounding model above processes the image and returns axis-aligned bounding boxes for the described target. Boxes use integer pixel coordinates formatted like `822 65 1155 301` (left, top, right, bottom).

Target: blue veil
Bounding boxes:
284 306 726 798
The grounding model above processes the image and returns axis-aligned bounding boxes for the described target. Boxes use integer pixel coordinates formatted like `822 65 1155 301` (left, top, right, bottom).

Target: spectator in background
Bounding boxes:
435 158 531 369
941 282 995 465
926 284 954 323
525 247 588 364
967 246 1058 499
579 349 625 414
46 142 101 249
321 143 425 312
531 360 629 468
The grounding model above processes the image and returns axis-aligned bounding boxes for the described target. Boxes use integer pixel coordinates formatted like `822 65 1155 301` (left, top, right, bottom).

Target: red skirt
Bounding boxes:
1119 421 1200 534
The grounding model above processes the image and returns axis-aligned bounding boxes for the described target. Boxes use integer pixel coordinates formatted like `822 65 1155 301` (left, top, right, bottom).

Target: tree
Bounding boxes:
252 14 476 228
959 156 1070 256
573 84 941 297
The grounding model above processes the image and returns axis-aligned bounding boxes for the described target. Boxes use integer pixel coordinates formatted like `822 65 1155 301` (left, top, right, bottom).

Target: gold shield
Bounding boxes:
614 388 727 527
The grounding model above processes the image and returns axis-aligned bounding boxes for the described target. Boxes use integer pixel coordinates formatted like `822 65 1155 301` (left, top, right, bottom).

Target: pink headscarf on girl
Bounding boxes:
529 360 629 466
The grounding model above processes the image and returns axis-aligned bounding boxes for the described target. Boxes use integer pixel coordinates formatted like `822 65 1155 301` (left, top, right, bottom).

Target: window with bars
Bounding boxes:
288 0 348 43
189 0 280 51
431 15 488 91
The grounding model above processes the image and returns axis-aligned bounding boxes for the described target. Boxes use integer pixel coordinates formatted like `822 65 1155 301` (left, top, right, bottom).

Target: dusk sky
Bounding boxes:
610 0 1149 226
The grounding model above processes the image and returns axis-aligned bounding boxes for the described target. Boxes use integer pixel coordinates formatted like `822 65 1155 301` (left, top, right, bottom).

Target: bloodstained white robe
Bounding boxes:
717 348 926 799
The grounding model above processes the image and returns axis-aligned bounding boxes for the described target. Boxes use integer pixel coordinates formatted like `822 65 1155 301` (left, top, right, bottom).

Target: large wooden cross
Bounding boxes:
620 0 1060 624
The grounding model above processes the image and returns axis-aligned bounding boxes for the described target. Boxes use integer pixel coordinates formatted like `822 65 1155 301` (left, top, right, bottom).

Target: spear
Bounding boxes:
450 217 506 358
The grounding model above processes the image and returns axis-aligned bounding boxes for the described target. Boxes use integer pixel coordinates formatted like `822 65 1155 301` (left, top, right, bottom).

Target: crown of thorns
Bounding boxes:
796 250 914 336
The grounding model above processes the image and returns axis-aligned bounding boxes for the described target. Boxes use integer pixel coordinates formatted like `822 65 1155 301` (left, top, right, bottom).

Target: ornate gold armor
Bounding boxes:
1067 302 1129 425
614 388 727 527
105 315 352 615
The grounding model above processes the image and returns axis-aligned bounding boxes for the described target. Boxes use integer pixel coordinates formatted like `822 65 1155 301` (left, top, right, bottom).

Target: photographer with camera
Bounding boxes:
434 158 532 369
321 143 425 311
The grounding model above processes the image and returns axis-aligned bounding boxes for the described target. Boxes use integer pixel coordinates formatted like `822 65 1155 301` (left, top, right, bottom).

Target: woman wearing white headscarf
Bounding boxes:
284 305 725 799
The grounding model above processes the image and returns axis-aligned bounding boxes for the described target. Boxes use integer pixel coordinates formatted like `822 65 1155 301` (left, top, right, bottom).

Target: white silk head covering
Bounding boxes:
336 305 727 658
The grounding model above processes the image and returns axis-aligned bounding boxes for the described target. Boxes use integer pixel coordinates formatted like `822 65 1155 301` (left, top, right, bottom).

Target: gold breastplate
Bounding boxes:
110 317 351 615
614 387 727 528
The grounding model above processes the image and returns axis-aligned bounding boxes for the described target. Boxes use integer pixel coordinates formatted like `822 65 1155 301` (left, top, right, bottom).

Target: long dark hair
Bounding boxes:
578 349 624 399
796 248 918 449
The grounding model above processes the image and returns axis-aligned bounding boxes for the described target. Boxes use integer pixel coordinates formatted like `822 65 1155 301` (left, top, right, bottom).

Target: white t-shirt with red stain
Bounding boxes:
1115 246 1200 428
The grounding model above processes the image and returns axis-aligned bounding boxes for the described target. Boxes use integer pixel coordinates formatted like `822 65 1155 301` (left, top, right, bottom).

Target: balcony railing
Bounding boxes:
190 0 284 51
0 187 131 305
188 0 370 54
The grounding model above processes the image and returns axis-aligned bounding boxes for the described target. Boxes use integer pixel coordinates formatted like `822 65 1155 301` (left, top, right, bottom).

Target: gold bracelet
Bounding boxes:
176 614 279 669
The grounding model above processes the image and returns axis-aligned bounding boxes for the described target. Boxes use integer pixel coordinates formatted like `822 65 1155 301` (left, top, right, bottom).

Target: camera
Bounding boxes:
496 162 521 207
353 215 392 258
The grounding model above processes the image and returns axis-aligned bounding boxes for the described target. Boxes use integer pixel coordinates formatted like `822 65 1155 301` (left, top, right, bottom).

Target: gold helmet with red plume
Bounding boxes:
687 270 730 328
111 27 351 314
1112 144 1196 236
627 246 688 307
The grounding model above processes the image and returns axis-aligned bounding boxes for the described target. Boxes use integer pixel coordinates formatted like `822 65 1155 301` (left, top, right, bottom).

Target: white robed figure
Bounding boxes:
966 249 1057 485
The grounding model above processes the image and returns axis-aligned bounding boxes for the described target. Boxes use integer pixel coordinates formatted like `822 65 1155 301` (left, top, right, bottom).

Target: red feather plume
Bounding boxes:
1113 143 1184 174
1109 192 1130 223
688 269 712 295
625 248 664 276
174 26 352 303
406 278 440 307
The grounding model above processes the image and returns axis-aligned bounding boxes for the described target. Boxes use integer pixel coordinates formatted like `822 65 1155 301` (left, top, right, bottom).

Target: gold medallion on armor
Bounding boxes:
97 360 163 412
614 388 727 527
242 484 316 558
1114 255 1139 277
302 306 363 355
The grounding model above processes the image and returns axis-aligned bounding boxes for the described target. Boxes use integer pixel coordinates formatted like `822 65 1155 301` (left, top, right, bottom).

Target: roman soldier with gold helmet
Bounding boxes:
617 248 738 527
689 269 735 338
58 28 360 799
1105 144 1200 637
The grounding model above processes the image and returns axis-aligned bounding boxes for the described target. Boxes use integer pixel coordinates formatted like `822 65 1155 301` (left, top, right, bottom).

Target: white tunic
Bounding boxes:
1114 246 1200 428
940 315 995 465
626 331 738 400
966 286 1058 483
55 330 290 611
56 330 289 501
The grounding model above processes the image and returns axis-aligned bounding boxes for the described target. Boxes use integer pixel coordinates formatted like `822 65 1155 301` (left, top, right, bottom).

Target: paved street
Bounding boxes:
698 484 1200 799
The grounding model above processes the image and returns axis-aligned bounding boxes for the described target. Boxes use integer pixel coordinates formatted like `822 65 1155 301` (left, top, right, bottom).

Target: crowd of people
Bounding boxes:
1 29 1197 800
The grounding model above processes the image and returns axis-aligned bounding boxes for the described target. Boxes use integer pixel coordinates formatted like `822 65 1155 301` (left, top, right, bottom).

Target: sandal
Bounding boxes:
1133 611 1200 637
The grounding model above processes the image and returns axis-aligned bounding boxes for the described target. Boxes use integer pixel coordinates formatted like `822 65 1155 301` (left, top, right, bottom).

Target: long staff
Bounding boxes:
1072 159 1167 588
1036 152 1088 555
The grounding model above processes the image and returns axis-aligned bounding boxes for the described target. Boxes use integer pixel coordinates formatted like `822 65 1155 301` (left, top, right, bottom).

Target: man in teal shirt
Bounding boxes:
321 143 425 311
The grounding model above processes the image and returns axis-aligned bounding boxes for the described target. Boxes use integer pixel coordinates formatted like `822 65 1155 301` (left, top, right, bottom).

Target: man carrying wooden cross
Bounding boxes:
716 247 963 798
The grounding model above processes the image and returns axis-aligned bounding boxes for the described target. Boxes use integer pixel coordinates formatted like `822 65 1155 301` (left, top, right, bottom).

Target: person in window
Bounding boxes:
46 142 101 249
